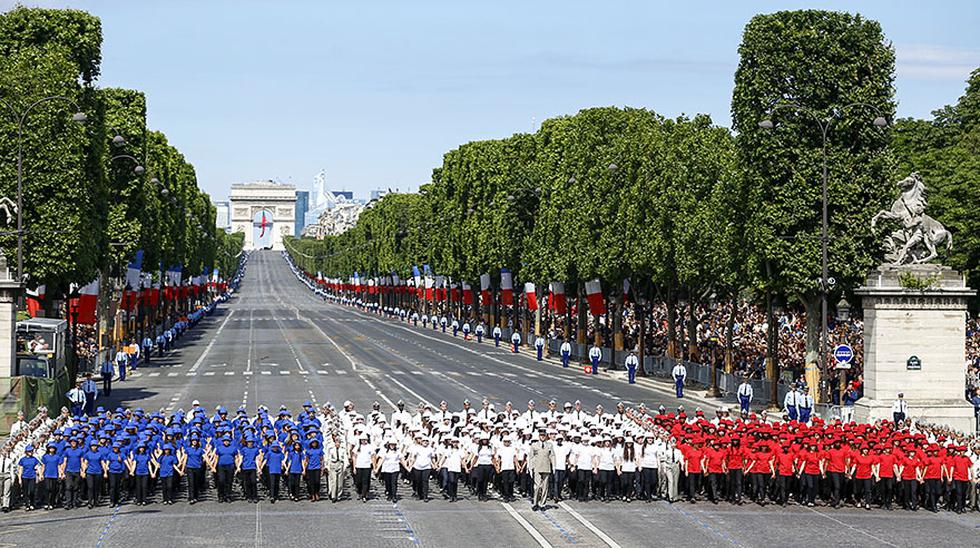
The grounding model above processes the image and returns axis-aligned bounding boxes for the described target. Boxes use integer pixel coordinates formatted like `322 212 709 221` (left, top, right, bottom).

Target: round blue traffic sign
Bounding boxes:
834 344 854 364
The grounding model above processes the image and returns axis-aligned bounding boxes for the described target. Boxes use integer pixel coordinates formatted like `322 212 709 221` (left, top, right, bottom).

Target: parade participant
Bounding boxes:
511 330 521 353
128 444 153 506
560 339 572 368
550 432 570 502
637 435 659 501
527 430 554 510
493 325 502 347
106 444 126 507
773 442 795 506
737 378 753 414
746 442 773 506
183 437 206 504
876 445 898 510
825 439 849 508
376 439 401 501
213 436 238 503
286 441 305 502
571 434 596 502
17 445 39 511
326 432 346 503
40 443 62 510
451 318 459 336
784 385 799 422
62 437 84 509
407 437 435 502
471 436 495 501
494 435 519 502
475 322 484 343
238 436 260 503
155 445 178 505
352 435 375 502
100 358 114 397
534 335 545 361
0 446 13 512
625 351 639 384
588 344 601 375
672 361 686 398
852 445 875 509
114 346 128 382
461 321 470 340
682 439 705 503
617 437 637 502
897 447 920 511
892 393 908 424
798 441 824 507
726 437 746 504
81 441 105 509
263 441 284 503
704 438 726 504
304 438 324 501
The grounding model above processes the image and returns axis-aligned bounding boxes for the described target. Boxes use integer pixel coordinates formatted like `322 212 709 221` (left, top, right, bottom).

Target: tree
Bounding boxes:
732 10 896 385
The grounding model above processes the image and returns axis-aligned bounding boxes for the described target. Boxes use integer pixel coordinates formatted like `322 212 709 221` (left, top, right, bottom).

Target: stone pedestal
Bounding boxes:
0 254 22 377
853 264 975 432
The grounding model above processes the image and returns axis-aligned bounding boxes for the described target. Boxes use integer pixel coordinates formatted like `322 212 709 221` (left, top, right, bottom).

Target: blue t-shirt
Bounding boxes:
134 453 151 476
239 446 259 470
19 456 39 479
158 454 177 478
306 447 324 470
216 443 238 466
65 447 85 473
41 453 63 479
287 448 304 474
185 446 204 469
265 448 284 474
107 452 126 474
84 450 104 474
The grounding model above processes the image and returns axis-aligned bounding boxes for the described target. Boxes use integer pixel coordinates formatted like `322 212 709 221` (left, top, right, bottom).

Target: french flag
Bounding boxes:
26 285 45 317
462 282 473 305
549 281 567 314
123 250 143 311
525 282 538 311
585 279 606 316
70 278 100 325
500 268 513 306
480 273 491 304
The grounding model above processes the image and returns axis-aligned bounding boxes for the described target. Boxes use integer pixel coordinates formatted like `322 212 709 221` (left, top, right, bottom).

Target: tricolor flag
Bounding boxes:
622 278 631 303
525 282 538 311
424 273 434 302
480 273 491 304
26 285 45 317
585 279 606 316
434 276 445 301
462 282 473 305
500 268 513 306
549 282 567 315
70 278 100 325
122 250 144 311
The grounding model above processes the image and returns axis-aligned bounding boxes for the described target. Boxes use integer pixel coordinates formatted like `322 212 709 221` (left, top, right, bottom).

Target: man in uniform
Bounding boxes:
528 430 555 511
440 315 448 333
114 346 128 382
461 321 470 340
142 335 154 365
0 445 13 512
798 387 814 424
326 432 346 502
156 332 166 357
588 343 602 375
411 311 419 326
475 323 485 343
737 378 753 414
128 339 140 371
625 351 639 384
671 361 687 397
534 335 545 361
784 384 799 422
451 318 459 337
560 339 572 368
81 374 99 416
66 382 86 417
510 330 521 353
658 437 683 502
100 358 114 397
891 393 908 424
493 325 502 347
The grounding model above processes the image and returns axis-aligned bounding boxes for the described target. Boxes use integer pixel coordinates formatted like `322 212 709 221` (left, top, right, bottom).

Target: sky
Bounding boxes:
2 0 979 201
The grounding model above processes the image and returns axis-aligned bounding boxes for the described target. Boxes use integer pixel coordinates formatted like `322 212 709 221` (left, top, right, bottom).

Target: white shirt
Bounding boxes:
412 446 434 470
737 383 753 400
891 399 908 414
574 445 594 469
534 337 545 348
784 391 798 409
589 347 602 360
475 446 494 466
672 364 686 379
639 446 660 468
511 332 521 344
597 447 616 470
625 355 639 368
552 442 571 471
443 448 465 473
379 450 401 473
496 445 517 471
354 446 374 468
493 327 502 336
560 342 572 354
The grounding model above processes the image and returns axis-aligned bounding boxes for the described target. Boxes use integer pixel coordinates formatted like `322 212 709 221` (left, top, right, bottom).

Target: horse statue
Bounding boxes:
871 172 952 265
0 196 16 227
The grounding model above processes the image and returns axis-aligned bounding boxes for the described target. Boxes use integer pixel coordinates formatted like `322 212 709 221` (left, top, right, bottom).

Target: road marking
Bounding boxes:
304 317 358 371
185 372 196 377
298 370 309 375
168 372 178 377
261 371 271 375
501 502 553 548
557 501 622 548
317 370 328 374
189 309 235 373
204 372 215 376
225 371 235 376
386 375 431 407
336 370 347 375
280 370 290 375
243 371 253 376
148 372 160 377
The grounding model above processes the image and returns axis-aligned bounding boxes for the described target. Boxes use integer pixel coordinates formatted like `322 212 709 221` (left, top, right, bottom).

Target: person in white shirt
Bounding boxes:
560 340 573 368
625 351 639 384
351 435 376 502
534 336 546 361
596 438 617 501
891 393 909 424
66 383 86 417
461 322 470 340
9 411 27 439
551 433 572 502
475 323 485 343
405 437 435 501
375 439 402 501
616 437 638 501
737 379 754 414
492 325 502 347
784 385 800 421
637 435 660 501
451 318 459 336
510 331 522 353
672 362 687 397
571 436 596 502
470 437 495 501
494 436 520 502
588 344 602 375
438 438 467 502
657 437 684 502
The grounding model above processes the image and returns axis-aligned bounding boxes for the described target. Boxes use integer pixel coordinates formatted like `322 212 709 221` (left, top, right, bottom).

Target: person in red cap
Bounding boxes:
746 442 773 506
726 437 747 504
851 445 875 509
774 442 795 506
875 446 898 510
922 445 944 512
947 445 972 513
797 440 824 507
683 439 705 503
824 439 849 508
704 439 727 504
896 446 921 510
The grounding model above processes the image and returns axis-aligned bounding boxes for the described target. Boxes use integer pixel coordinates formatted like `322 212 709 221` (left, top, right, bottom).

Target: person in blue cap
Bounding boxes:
305 438 324 501
40 443 63 510
62 437 85 509
213 435 238 503
262 439 284 503
81 440 105 508
17 444 40 510
127 444 153 506
106 444 126 506
238 436 260 503
286 441 304 501
154 445 177 504
181 436 205 504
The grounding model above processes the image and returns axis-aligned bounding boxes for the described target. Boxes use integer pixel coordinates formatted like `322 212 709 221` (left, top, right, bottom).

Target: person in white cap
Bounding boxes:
891 393 908 424
375 439 401 501
406 437 435 501
494 435 519 502
351 435 375 502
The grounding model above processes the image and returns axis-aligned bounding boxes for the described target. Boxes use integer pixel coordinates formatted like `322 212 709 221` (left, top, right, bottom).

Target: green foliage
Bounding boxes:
0 7 102 83
897 271 940 291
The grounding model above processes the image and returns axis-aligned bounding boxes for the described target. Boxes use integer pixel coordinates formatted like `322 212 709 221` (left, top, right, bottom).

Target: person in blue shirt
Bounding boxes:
17 445 40 511
106 444 127 507
263 441 284 503
63 437 85 509
182 437 206 504
286 441 304 501
127 444 153 506
154 444 178 504
212 436 238 503
81 440 106 508
238 437 260 503
40 443 63 510
305 438 324 502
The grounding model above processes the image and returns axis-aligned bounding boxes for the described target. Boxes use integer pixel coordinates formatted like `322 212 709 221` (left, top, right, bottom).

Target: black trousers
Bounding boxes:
498 469 516 500
774 475 791 505
65 472 80 508
476 464 494 499
901 479 918 510
217 465 234 501
639 468 658 499
86 474 102 507
288 473 302 499
444 471 458 500
728 469 744 502
269 473 281 500
879 477 895 507
707 472 724 502
688 472 703 500
413 469 430 500
620 471 636 499
134 475 149 504
161 475 175 502
108 472 123 506
828 472 843 505
576 469 592 501
187 467 204 501
306 469 321 497
45 478 59 507
102 373 112 396
751 473 768 502
241 469 257 501
382 471 399 499
20 478 36 507
355 467 372 499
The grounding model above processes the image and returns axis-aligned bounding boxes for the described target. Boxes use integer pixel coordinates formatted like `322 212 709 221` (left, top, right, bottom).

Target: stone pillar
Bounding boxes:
0 253 23 377
853 264 975 432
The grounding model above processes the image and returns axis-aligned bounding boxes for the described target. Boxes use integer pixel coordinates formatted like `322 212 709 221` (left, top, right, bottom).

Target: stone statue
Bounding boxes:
870 172 952 265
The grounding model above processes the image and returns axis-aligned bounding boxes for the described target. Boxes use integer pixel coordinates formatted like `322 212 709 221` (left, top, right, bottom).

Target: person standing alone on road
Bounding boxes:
511 330 521 353
891 393 908 424
672 362 687 398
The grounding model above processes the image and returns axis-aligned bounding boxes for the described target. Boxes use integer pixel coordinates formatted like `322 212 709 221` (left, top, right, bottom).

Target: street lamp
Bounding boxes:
0 95 87 281
760 102 888 402
109 153 144 176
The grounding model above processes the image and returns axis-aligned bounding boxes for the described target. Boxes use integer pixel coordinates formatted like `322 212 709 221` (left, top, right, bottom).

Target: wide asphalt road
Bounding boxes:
0 250 975 547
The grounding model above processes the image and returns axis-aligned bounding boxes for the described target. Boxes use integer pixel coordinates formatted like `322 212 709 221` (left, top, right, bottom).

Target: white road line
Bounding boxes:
386 375 432 407
261 371 271 375
279 371 290 375
298 370 309 375
167 373 178 377
243 371 253 376
188 309 235 373
186 372 196 377
317 370 328 374
336 371 347 375
557 502 622 548
501 502 553 548
303 318 358 371
148 372 159 377
204 372 215 376
224 371 235 376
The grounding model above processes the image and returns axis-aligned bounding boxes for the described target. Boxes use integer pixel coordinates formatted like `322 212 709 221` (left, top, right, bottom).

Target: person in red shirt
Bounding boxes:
922 445 944 512
947 445 972 513
850 445 875 509
683 440 705 503
875 447 897 510
726 438 746 504
797 441 824 507
897 447 921 511
824 440 849 508
774 442 795 506
746 443 773 506
704 440 727 504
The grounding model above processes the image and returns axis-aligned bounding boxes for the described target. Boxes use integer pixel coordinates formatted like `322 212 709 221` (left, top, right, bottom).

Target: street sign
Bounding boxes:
833 344 854 369
907 355 921 370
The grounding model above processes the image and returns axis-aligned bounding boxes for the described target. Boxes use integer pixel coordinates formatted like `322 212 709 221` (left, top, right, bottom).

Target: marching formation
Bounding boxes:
0 398 978 514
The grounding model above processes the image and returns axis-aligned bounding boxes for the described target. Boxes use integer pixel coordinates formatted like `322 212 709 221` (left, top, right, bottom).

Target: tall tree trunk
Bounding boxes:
803 294 822 401
725 294 736 374
666 288 677 359
576 285 587 347
687 298 699 362
765 268 780 409
677 302 686 361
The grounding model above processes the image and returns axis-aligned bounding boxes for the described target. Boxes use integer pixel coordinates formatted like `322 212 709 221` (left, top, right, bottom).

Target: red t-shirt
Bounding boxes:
951 456 971 482
685 447 704 474
747 452 772 474
776 451 795 476
899 455 920 480
877 453 896 478
726 447 745 470
801 450 823 475
705 448 727 474
825 448 848 473
923 456 943 480
854 454 874 479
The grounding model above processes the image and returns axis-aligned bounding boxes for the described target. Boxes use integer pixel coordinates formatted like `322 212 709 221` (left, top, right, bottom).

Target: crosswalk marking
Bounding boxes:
168 373 178 377
148 372 160 377
204 372 215 376
466 371 480 376
243 371 253 376
186 373 195 377
224 371 235 376
336 370 348 375
261 371 272 375
298 370 309 375
317 370 328 374
411 371 423 375
280 371 290 375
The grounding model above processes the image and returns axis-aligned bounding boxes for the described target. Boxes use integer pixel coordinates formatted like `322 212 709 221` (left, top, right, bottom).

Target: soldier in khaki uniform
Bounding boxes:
527 430 555 510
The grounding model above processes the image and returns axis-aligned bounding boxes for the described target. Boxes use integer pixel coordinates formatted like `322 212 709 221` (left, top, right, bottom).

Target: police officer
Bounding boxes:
784 385 799 422
589 344 601 375
737 378 753 414
451 318 459 337
66 383 86 417
534 335 545 361
141 335 153 365
671 361 686 398
411 311 419 326
81 375 98 416
475 322 485 343
461 321 470 340
100 358 114 397
156 332 166 357
114 346 128 382
493 325 502 347
510 330 521 353
440 316 448 333
891 393 908 424
560 339 572 368
625 351 639 384
798 387 814 424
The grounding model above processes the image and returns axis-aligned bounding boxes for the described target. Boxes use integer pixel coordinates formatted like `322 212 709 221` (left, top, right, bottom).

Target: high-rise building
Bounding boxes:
294 190 309 236
214 201 231 231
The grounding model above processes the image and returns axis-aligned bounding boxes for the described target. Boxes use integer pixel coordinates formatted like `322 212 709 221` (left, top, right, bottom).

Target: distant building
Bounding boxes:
332 190 354 201
369 189 390 201
214 201 231 231
294 190 309 236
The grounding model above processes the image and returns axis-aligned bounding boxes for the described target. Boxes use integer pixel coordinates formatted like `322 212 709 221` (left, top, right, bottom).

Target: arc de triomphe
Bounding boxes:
229 181 297 250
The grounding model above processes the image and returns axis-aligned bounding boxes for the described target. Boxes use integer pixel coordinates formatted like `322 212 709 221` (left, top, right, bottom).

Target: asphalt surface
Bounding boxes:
0 250 976 547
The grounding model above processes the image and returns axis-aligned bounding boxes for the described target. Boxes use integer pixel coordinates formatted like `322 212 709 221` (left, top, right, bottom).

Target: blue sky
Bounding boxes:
3 1 979 201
